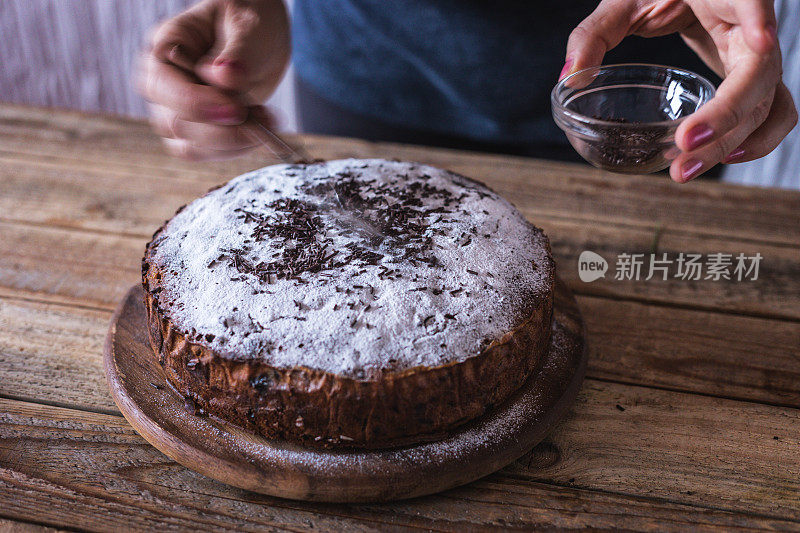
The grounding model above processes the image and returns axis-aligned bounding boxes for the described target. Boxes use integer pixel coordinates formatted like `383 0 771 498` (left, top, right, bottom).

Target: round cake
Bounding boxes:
142 159 555 448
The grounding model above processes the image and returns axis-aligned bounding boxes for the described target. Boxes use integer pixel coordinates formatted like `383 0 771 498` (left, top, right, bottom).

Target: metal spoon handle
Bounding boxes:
241 116 313 164
167 45 313 165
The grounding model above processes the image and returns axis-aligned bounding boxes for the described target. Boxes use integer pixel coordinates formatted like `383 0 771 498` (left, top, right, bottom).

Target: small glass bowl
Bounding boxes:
552 64 716 174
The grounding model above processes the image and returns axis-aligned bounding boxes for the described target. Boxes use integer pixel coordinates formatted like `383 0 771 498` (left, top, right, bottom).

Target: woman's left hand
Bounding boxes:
562 0 798 182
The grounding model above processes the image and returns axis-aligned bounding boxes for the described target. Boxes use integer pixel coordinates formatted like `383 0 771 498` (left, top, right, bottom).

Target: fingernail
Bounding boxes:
723 148 745 163
215 58 245 73
681 159 704 181
168 44 193 70
168 44 182 61
559 57 574 81
201 104 244 124
685 123 714 151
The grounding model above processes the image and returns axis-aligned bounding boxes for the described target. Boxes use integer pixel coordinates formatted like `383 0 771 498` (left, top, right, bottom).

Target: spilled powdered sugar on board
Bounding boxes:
147 159 552 377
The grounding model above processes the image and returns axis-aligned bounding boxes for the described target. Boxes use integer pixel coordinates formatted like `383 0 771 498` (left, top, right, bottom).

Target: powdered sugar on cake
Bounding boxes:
147 159 552 378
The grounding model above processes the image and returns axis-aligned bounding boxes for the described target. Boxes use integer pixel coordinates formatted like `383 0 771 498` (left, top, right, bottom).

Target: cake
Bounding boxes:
142 159 555 449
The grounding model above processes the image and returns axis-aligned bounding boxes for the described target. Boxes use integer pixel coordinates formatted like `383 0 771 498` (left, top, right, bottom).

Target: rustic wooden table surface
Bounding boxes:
1 103 799 532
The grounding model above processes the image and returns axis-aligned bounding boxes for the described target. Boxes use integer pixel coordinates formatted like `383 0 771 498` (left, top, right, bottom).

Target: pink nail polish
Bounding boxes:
685 124 714 151
681 159 703 181
559 57 574 81
723 148 745 163
202 104 243 124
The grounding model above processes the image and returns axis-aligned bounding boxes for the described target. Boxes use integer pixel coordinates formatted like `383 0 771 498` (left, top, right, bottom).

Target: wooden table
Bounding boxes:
1 103 799 532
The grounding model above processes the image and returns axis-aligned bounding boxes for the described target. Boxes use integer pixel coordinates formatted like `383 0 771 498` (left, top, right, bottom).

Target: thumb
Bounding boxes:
149 0 217 68
562 0 635 80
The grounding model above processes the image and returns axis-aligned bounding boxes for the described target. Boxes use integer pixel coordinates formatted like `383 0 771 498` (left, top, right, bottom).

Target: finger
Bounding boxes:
152 108 257 151
148 104 179 138
722 83 798 164
162 138 255 161
670 92 774 182
731 0 778 55
562 0 636 79
675 52 781 153
680 21 724 76
175 121 258 151
150 0 217 65
138 54 247 125
151 103 277 151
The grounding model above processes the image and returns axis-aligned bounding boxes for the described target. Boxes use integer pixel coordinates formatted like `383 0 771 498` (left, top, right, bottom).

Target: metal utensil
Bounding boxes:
167 44 313 165
240 115 313 164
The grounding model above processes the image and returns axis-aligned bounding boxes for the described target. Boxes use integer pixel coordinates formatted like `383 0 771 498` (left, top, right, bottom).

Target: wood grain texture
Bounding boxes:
523 380 800 520
0 157 214 237
2 103 800 530
580 295 800 408
2 204 799 320
539 217 800 321
1 107 798 320
1 104 799 246
0 298 116 414
2 394 800 531
0 401 400 533
0 518 65 533
0 221 140 309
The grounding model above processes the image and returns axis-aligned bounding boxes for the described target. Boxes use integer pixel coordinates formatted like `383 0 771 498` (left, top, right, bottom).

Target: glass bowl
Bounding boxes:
551 64 716 174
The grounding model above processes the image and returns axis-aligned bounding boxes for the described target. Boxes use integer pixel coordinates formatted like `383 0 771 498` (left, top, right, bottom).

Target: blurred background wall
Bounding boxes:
0 0 298 130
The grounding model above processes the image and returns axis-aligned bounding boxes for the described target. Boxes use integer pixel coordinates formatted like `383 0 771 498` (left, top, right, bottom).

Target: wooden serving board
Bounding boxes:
104 279 586 502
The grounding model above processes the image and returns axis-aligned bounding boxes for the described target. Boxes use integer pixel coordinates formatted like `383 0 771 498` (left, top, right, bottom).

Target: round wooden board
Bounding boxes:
104 278 587 502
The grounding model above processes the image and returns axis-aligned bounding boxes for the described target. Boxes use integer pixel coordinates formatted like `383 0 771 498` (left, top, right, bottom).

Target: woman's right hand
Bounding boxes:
137 0 290 161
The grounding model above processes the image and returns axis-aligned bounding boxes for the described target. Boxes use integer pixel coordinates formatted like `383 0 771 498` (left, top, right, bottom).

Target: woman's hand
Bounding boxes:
137 0 290 160
562 0 797 182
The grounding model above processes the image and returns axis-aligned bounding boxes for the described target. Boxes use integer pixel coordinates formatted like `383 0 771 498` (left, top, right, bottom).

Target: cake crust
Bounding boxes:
142 159 555 448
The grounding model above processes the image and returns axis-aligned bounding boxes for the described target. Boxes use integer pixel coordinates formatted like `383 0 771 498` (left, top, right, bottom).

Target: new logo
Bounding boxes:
578 251 608 282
